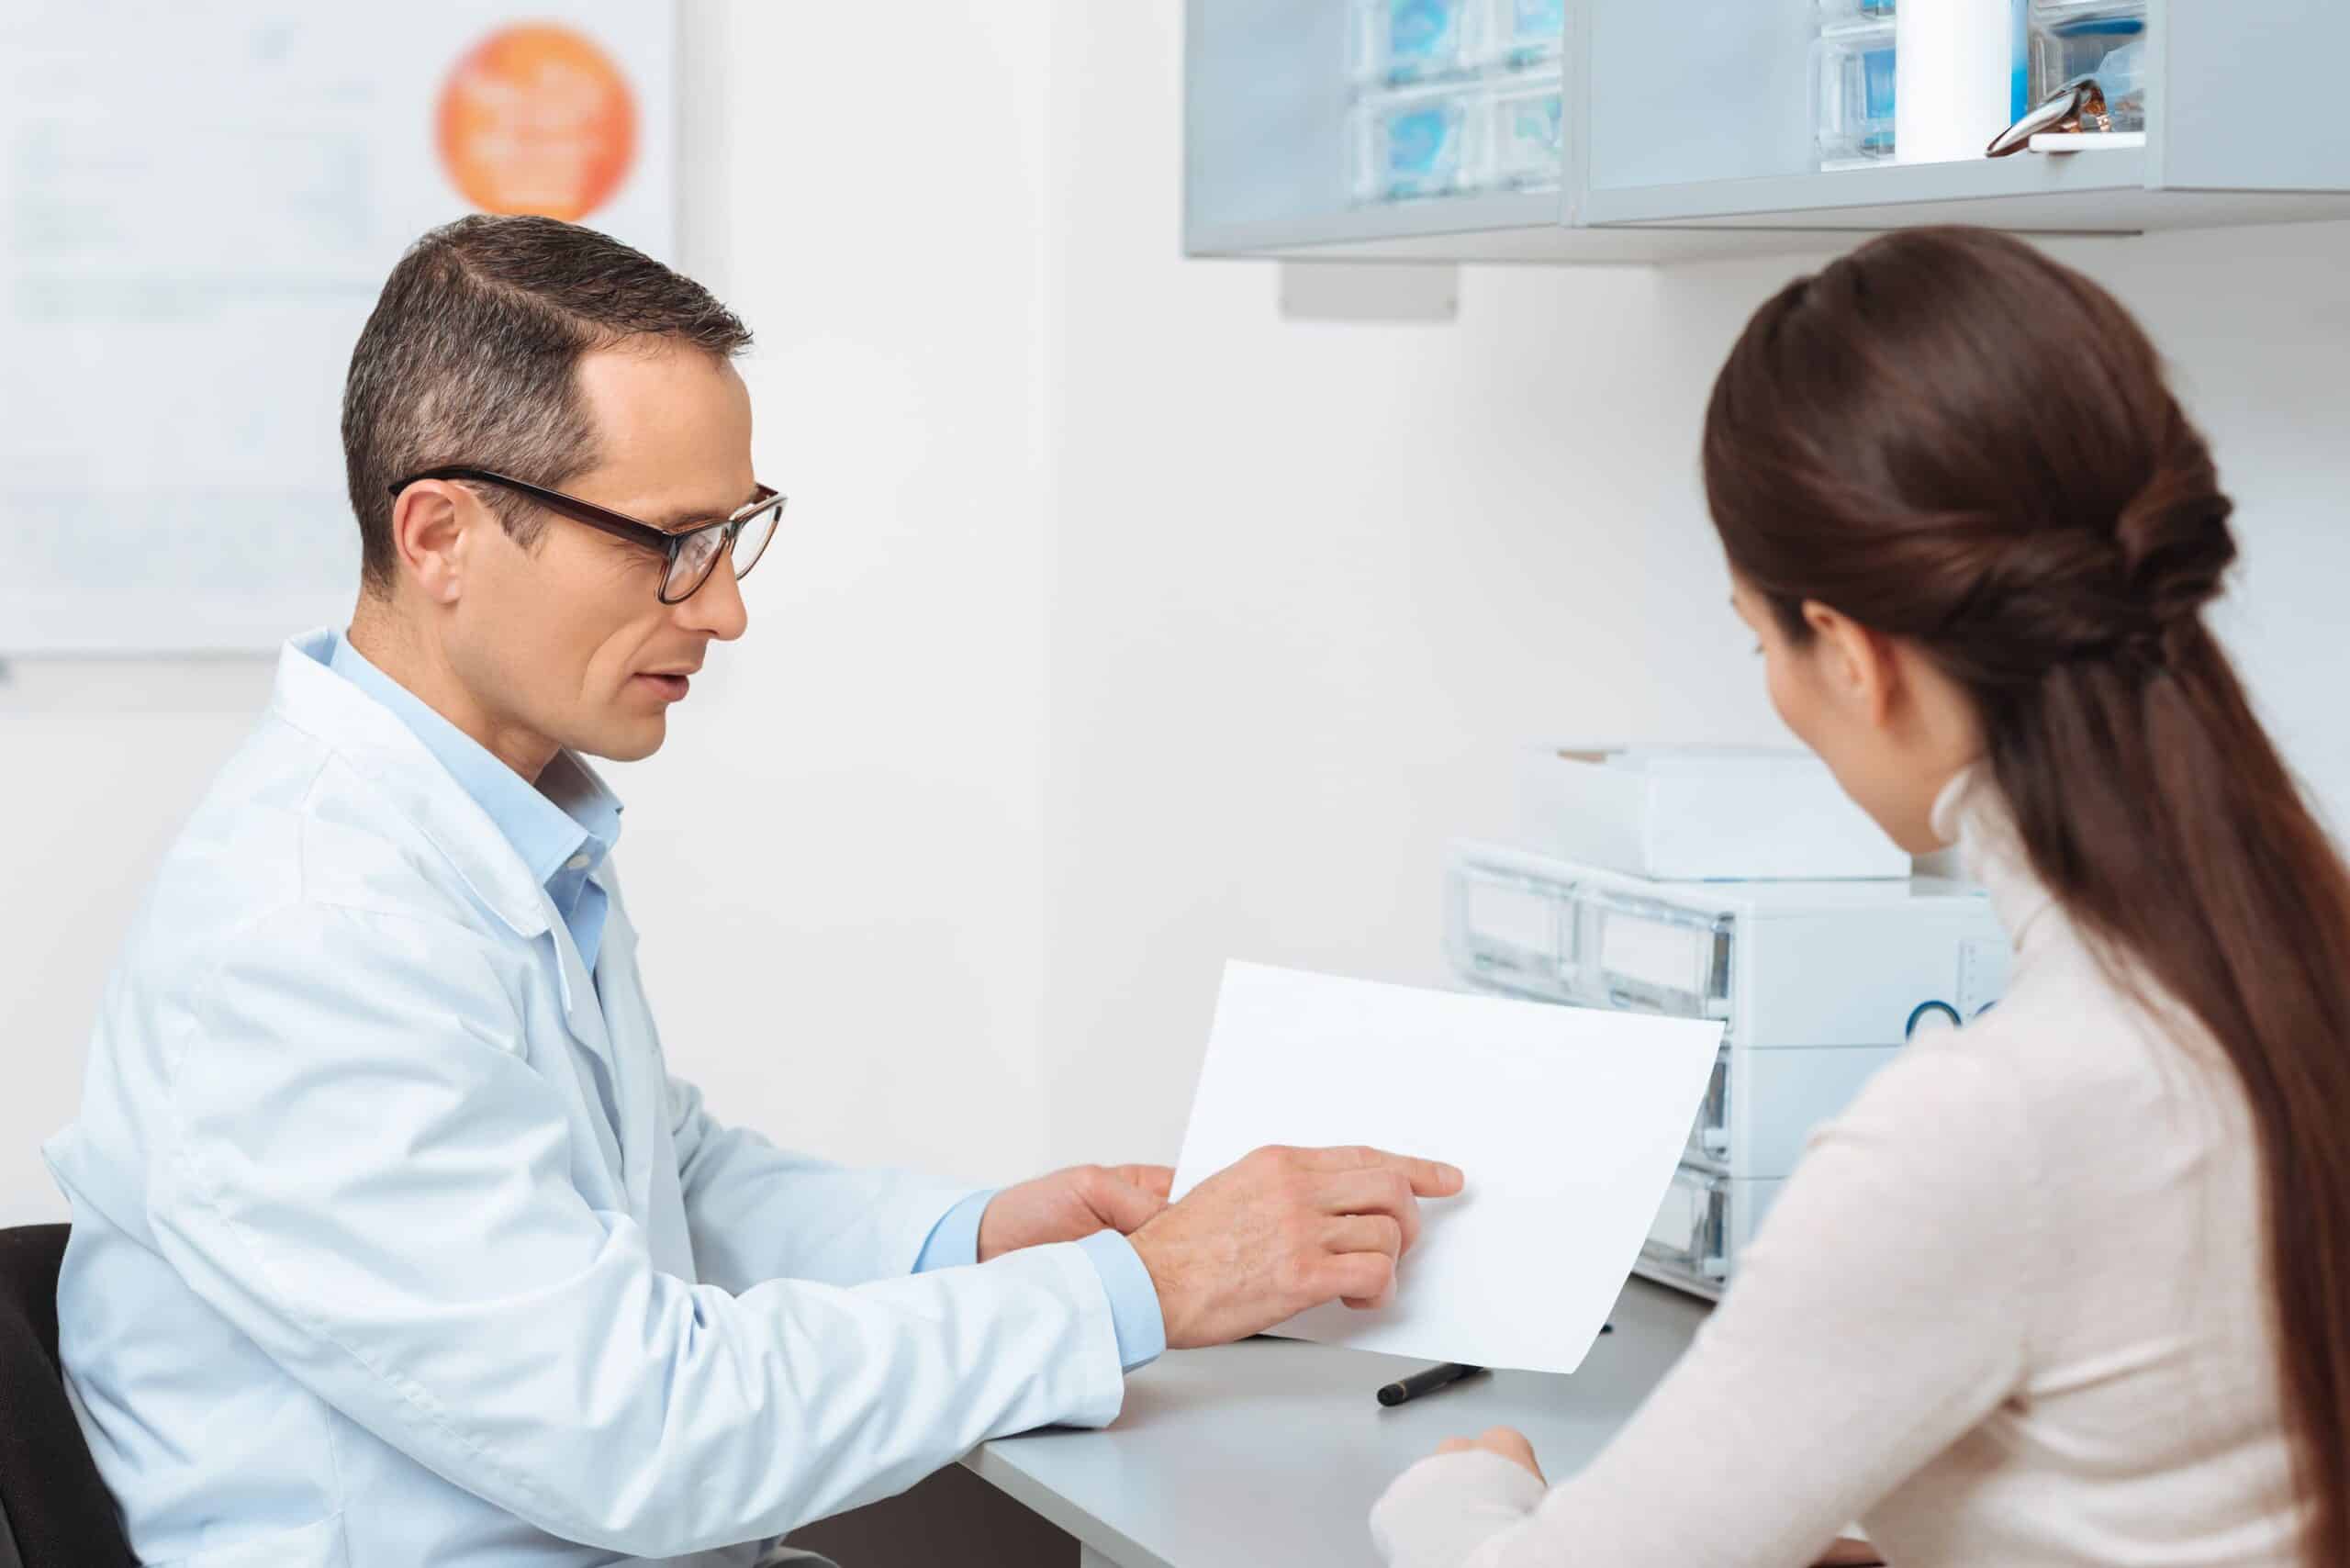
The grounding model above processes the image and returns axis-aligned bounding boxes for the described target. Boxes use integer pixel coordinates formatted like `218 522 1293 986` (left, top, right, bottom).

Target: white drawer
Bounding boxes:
1447 855 1731 1022
1637 1166 1782 1300
1446 840 2011 1050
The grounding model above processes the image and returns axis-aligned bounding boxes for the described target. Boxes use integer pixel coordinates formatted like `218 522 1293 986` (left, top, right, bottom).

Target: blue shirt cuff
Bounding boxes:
913 1190 993 1273
1074 1229 1167 1372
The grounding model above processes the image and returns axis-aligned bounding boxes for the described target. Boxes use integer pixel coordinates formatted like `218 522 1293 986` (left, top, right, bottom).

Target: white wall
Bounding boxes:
6 0 2348 1224
596 0 1059 1189
1032 7 1777 1169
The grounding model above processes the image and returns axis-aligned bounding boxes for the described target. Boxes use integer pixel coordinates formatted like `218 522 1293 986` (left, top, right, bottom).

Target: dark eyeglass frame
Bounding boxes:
386 465 787 604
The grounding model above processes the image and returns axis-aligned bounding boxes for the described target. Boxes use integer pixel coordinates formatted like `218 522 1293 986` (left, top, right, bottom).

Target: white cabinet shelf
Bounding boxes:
1185 0 2350 263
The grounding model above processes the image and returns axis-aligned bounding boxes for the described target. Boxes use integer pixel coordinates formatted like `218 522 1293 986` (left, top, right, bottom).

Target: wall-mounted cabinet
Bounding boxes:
1185 0 2350 263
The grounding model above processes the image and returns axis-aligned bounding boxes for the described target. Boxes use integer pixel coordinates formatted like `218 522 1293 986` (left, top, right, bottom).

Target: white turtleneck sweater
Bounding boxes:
1371 770 2304 1567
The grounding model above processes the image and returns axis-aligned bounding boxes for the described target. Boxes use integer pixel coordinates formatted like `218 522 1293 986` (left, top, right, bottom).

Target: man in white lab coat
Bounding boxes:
43 215 1459 1568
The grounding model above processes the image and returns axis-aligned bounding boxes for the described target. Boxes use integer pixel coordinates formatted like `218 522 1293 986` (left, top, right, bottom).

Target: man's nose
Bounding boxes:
679 557 749 642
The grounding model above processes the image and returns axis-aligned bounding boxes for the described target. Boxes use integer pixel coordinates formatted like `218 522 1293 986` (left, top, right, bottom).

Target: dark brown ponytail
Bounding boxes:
1703 225 2350 1562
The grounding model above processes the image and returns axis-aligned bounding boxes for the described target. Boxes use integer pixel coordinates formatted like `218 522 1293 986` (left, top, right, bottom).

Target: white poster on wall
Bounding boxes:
0 0 676 655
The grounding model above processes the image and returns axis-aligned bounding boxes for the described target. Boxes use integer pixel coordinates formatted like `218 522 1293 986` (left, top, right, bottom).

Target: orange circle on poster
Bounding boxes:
436 24 636 221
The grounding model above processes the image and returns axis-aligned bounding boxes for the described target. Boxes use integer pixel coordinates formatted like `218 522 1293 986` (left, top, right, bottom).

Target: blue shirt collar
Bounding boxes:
325 633 621 891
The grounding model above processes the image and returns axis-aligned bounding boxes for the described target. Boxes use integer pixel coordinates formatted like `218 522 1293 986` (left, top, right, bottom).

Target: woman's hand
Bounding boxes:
1433 1426 1545 1484
1418 1430 1879 1566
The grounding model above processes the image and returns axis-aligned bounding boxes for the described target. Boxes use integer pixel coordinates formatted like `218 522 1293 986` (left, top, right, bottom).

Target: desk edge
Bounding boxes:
960 1441 1178 1568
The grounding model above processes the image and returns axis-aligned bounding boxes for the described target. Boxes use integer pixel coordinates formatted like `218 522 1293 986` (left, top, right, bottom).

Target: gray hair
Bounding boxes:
341 214 752 595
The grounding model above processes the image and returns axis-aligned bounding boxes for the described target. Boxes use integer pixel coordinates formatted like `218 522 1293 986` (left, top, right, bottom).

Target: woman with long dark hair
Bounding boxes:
1371 226 2349 1567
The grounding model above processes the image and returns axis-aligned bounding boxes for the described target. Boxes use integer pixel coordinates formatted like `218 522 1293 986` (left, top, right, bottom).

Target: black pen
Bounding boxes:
1378 1361 1484 1407
1373 1324 1612 1407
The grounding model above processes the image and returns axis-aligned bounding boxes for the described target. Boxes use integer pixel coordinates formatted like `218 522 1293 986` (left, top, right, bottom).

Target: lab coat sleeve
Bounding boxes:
667 1073 980 1294
149 902 1126 1559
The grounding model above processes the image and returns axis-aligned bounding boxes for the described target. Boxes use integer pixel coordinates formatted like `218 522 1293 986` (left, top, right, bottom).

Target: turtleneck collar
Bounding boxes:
1931 762 2060 955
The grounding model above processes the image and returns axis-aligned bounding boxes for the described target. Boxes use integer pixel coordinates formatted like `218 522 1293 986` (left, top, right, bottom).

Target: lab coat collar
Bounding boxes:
272 628 558 942
327 632 621 892
1931 763 2059 953
276 628 644 1113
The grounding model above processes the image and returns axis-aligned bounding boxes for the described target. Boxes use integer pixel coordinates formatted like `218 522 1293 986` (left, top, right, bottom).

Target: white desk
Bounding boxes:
962 1278 1710 1568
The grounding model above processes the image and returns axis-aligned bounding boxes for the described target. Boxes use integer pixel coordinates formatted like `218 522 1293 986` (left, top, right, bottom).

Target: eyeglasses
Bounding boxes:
387 466 788 604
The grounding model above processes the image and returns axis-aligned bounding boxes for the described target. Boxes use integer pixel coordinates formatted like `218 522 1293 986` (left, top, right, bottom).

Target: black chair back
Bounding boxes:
0 1226 136 1568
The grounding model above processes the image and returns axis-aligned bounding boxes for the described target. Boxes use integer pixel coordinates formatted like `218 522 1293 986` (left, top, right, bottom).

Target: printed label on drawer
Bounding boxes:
1466 881 1554 955
1600 913 1707 993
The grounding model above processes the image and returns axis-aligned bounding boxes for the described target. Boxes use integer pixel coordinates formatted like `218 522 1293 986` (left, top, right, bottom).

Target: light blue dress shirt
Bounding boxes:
329 635 621 972
330 633 1162 1369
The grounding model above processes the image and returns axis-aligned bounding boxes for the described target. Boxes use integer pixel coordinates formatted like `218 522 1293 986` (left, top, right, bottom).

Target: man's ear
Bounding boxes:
388 481 472 606
1800 599 1901 728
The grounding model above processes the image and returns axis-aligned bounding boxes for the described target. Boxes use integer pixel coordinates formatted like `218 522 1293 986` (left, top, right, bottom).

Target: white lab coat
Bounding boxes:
44 631 1125 1568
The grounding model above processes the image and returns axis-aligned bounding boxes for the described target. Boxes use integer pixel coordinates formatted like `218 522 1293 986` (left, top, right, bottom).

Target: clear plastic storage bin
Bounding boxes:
1438 860 1739 1020
1351 85 1475 202
1447 855 1734 1018
1488 80 1567 189
2028 0 2146 131
1687 1046 1733 1167
1814 14 1898 167
1448 857 1571 998
1354 0 1478 87
1643 1167 1731 1283
1493 0 1566 72
1639 1166 1783 1296
1569 886 1735 1021
1348 0 1568 204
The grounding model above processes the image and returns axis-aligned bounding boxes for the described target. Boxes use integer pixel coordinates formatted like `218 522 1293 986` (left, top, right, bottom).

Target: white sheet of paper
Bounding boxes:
1169 962 1723 1374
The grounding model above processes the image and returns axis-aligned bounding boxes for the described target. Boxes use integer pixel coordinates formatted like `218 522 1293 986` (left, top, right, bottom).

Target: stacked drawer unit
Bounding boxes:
1443 838 2012 1299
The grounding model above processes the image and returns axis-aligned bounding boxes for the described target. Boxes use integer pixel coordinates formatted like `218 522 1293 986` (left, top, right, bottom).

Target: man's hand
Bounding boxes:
1433 1426 1544 1483
977 1163 1175 1261
1125 1145 1464 1350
